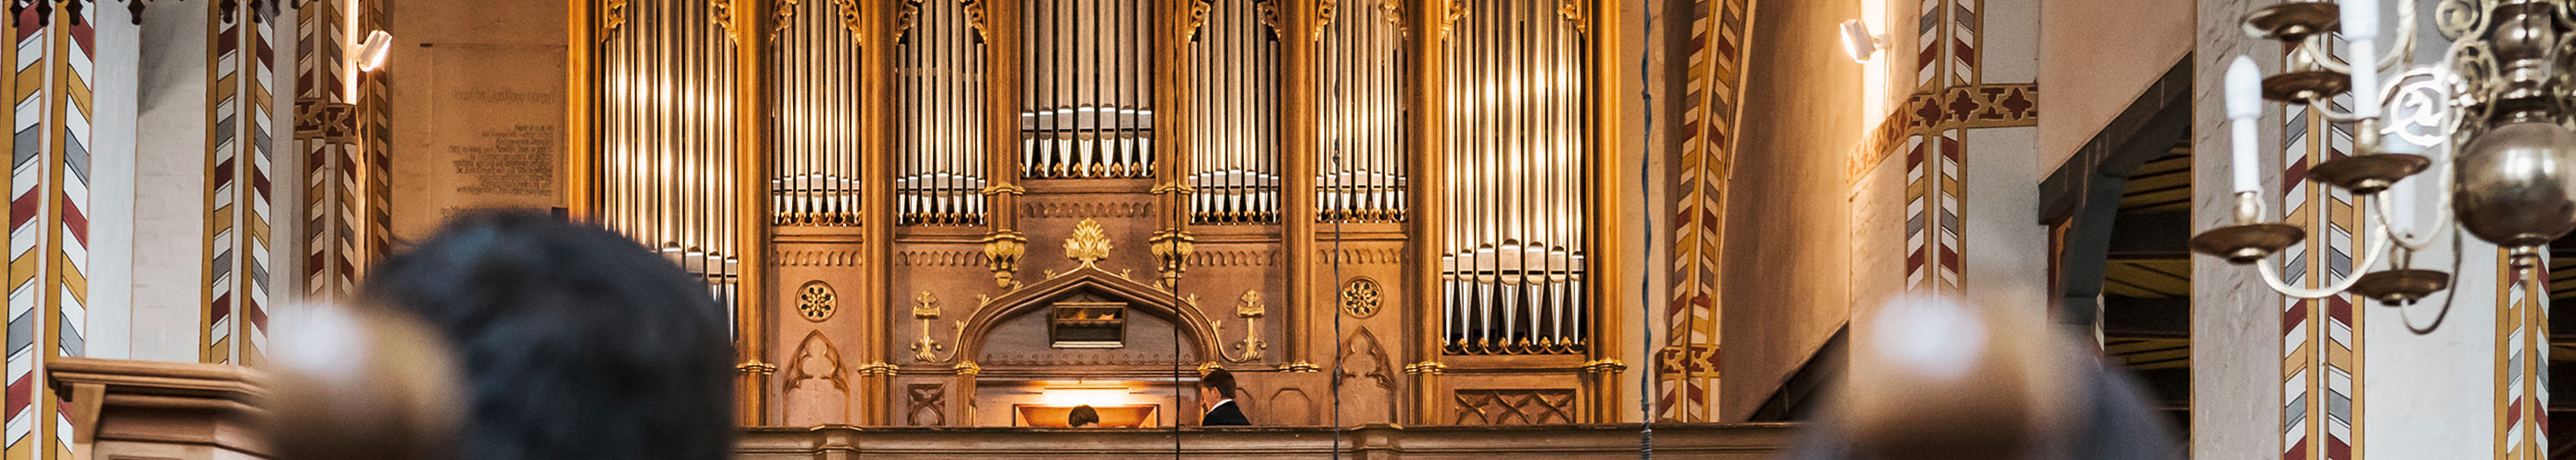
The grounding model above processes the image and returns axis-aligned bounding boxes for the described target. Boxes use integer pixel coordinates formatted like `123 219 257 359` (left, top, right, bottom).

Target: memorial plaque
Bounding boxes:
395 43 567 240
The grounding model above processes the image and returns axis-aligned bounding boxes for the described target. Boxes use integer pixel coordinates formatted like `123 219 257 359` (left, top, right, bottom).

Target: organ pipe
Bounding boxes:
772 0 866 226
1317 0 1407 224
1439 0 1587 356
1024 0 1156 180
1187 0 1282 224
596 0 743 320
897 0 990 225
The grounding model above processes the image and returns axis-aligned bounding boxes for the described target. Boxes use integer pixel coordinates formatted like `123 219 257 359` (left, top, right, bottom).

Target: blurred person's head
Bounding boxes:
360 210 736 460
1067 405 1100 428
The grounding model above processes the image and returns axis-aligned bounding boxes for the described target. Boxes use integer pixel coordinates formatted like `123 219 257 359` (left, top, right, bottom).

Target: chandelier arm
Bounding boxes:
2400 223 2468 335
2371 180 2452 252
2253 196 2400 299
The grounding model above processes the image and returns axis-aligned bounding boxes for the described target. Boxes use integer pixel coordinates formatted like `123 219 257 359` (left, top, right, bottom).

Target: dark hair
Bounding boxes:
1067 405 1101 428
360 211 736 460
1202 368 1238 399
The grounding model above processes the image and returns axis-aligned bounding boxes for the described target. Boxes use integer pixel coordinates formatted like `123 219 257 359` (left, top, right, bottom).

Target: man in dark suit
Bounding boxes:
1199 368 1251 426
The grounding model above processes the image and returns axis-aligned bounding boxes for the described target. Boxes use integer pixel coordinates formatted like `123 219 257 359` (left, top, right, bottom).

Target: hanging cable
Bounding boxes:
1330 150 1348 460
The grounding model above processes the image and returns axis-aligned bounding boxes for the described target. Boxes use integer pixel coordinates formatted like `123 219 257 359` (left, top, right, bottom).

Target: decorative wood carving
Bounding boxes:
1150 230 1195 288
1340 278 1382 318
1339 328 1393 389
797 281 838 322
1555 0 1584 35
1187 0 1213 40
1023 201 1154 218
1319 247 1403 265
910 291 960 362
1270 388 1317 425
778 249 866 267
1064 219 1113 268
906 384 948 426
1337 328 1395 423
983 232 1028 287
1218 291 1267 362
894 249 982 267
785 331 852 426
1189 248 1277 267
1451 389 1575 426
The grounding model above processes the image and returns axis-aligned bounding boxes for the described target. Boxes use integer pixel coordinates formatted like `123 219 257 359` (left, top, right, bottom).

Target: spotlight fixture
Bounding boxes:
1840 19 1881 63
357 30 393 72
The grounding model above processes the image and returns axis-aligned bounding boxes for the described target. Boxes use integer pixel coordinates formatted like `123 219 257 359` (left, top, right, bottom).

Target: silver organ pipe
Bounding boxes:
1440 0 1587 355
1025 0 1156 179
1318 0 1407 224
597 0 743 318
773 0 866 226
898 0 990 225
1187 0 1282 224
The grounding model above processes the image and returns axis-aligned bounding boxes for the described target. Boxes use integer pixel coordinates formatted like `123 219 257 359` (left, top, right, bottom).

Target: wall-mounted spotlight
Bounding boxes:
1840 19 1882 63
357 30 394 72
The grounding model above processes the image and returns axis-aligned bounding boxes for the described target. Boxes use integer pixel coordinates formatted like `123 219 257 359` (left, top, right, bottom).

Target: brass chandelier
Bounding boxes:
2194 0 2576 312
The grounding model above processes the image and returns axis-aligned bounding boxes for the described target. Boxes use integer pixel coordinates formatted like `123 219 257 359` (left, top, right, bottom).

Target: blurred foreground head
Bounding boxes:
276 210 737 460
1790 295 2180 460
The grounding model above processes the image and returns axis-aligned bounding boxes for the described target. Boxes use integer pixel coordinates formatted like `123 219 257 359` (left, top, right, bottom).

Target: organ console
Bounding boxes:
565 0 1627 428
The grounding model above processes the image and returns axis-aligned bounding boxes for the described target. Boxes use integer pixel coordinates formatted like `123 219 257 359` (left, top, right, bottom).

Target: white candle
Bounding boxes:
2341 0 2381 119
2226 56 2265 194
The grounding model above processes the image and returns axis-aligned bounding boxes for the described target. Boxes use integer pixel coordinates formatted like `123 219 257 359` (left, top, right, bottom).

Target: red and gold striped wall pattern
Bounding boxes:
202 1 275 367
0 2 91 459
2279 38 2362 460
1660 0 1751 423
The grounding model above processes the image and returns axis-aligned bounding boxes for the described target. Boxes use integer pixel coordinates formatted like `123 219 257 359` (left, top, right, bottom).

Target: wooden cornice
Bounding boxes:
48 357 271 457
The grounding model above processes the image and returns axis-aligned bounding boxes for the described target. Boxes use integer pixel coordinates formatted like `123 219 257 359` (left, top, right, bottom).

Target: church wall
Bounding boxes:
2035 0 2192 176
1720 0 1862 421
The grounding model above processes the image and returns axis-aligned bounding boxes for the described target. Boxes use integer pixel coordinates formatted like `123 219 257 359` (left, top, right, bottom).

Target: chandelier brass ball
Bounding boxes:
2453 121 2576 248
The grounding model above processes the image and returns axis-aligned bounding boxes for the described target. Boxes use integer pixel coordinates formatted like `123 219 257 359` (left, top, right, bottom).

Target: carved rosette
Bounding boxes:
983 232 1028 288
1149 229 1194 288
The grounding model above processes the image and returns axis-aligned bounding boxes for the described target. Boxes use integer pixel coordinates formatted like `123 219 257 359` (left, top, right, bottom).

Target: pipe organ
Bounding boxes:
593 0 744 325
895 0 989 225
1021 0 1158 180
1186 0 1281 224
1439 0 1589 356
1317 0 1406 224
570 0 1620 428
773 0 868 226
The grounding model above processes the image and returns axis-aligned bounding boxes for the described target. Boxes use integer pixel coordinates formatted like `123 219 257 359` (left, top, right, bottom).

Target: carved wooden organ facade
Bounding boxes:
565 0 1626 428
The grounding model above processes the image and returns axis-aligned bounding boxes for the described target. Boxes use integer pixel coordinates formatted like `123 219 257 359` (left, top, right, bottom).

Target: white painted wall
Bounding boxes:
90 3 144 361
1961 127 2049 318
129 4 213 363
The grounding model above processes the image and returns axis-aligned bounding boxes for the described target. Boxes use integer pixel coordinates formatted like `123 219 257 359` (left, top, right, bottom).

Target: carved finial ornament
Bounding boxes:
894 0 923 43
1557 0 1586 36
1186 0 1213 40
1310 0 1336 41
